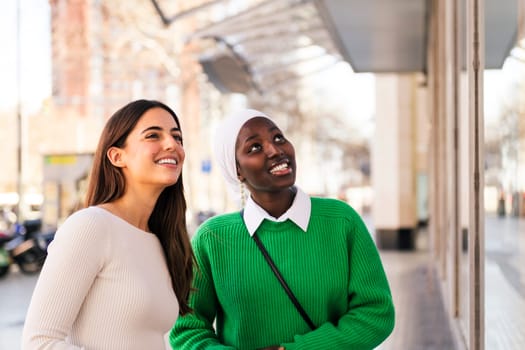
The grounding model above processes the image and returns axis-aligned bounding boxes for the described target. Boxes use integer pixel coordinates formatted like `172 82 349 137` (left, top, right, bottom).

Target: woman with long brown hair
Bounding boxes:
22 99 194 349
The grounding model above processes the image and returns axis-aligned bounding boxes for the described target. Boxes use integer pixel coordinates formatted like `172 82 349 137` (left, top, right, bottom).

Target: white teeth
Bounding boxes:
270 163 288 173
157 158 177 165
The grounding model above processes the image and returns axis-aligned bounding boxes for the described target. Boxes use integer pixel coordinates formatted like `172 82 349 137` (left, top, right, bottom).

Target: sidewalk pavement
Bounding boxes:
0 265 38 350
377 232 457 350
1 214 523 349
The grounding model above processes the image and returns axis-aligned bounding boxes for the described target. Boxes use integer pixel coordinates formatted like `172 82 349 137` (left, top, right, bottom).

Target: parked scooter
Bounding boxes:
0 210 16 278
0 219 55 276
0 231 11 278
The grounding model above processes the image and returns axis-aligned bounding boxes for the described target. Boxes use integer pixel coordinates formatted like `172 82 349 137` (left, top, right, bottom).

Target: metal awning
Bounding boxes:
151 0 519 93
186 0 343 94
317 0 518 72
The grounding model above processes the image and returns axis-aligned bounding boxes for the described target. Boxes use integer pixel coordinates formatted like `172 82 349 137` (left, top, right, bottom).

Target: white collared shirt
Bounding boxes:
243 187 311 236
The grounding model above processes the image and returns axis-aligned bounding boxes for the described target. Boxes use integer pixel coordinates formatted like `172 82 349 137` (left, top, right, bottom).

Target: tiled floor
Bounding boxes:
1 215 523 349
376 235 457 350
484 214 525 350
377 214 525 350
0 265 38 350
0 231 457 350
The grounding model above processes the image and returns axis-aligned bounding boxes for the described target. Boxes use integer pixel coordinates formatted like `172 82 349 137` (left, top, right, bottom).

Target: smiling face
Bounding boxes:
108 107 185 190
235 117 296 198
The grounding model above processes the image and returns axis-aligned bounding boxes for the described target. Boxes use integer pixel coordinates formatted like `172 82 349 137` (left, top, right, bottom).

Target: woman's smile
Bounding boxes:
269 160 292 175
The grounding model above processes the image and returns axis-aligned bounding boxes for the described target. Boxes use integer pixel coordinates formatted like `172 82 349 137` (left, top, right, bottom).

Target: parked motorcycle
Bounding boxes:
0 210 16 277
0 231 11 277
0 219 55 276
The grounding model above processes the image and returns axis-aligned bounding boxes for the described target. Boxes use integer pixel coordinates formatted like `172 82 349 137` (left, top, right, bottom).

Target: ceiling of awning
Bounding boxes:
316 0 428 73
186 0 343 94
152 0 519 93
317 0 518 72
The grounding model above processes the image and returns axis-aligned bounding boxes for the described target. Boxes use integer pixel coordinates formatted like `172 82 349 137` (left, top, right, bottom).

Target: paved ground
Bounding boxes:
484 214 525 350
378 249 457 350
1 214 523 349
0 230 455 350
0 265 38 350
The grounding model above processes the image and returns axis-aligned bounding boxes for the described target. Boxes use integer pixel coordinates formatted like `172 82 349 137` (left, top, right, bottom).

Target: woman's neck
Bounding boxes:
252 186 297 218
99 196 155 232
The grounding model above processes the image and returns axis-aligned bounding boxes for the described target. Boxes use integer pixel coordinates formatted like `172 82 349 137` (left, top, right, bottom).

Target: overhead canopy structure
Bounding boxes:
152 0 519 93
185 0 343 94
317 0 518 72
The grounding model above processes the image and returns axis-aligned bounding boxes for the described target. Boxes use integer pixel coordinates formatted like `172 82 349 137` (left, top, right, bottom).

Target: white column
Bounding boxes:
372 74 418 249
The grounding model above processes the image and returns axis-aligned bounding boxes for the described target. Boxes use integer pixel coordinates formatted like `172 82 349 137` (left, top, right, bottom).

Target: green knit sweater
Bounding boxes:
170 197 394 349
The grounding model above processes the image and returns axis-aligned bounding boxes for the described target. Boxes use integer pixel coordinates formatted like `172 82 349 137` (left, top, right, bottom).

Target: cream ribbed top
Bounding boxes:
22 206 179 350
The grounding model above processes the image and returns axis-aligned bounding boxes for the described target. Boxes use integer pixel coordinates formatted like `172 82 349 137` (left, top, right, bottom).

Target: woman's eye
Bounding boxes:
173 134 183 144
145 133 159 139
275 134 285 143
248 144 261 153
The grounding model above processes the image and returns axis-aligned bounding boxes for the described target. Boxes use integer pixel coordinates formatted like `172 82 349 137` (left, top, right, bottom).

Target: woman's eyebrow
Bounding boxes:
140 126 181 134
241 126 281 143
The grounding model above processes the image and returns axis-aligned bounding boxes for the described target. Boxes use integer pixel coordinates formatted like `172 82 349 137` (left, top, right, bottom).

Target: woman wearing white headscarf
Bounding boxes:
170 109 395 350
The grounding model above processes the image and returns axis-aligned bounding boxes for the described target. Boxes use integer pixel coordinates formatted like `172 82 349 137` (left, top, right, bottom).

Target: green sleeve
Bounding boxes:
282 212 395 349
169 230 236 350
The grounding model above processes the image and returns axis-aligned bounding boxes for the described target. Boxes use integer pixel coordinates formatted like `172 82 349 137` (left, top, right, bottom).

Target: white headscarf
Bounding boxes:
212 108 272 206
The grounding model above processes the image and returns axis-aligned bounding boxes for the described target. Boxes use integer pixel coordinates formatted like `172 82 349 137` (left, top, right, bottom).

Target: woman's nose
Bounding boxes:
164 136 179 150
265 143 283 157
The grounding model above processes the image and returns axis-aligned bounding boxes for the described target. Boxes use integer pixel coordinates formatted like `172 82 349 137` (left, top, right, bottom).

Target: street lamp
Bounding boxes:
16 0 23 223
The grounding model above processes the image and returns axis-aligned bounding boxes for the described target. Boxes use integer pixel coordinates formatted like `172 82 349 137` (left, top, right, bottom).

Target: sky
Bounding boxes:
0 0 51 112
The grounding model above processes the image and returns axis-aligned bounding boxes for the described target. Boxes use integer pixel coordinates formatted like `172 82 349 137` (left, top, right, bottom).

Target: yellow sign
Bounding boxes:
44 155 77 165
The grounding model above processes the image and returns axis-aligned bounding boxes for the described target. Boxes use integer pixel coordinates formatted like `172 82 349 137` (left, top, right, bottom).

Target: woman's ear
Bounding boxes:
107 146 125 168
236 164 245 182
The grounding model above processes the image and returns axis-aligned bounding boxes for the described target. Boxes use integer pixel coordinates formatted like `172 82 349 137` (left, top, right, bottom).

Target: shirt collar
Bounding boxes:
243 186 311 236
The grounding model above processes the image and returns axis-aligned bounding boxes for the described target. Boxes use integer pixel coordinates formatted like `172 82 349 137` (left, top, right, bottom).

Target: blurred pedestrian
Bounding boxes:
170 109 394 349
22 99 194 349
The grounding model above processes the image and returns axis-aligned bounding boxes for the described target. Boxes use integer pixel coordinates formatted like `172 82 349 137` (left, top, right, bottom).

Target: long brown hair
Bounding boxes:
84 99 194 315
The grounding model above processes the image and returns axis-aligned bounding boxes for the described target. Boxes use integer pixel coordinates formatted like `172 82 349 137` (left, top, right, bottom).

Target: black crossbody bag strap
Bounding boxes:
252 232 316 330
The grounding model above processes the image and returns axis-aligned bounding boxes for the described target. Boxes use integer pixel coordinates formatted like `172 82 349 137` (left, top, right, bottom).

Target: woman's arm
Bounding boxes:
169 231 236 350
21 211 106 350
